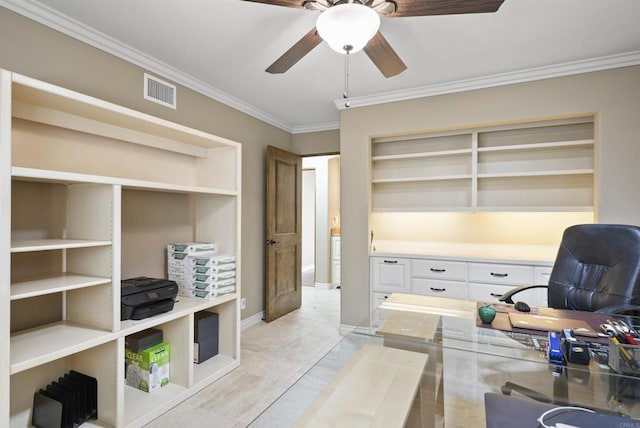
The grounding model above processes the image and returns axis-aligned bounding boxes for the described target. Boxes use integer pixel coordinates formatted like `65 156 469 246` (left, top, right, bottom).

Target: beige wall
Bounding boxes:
0 8 291 320
340 66 640 325
292 129 340 155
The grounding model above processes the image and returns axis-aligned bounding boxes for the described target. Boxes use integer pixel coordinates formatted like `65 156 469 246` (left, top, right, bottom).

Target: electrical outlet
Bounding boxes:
241 298 246 310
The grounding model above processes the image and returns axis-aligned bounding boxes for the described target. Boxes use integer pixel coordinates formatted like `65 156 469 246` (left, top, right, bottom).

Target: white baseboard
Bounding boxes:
314 282 338 290
339 324 356 336
241 311 265 330
339 324 376 336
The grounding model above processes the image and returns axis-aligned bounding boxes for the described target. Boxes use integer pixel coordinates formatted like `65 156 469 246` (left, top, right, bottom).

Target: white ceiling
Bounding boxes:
4 0 640 133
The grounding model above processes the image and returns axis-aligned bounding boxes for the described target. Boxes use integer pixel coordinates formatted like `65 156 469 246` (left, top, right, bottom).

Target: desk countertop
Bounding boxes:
370 240 558 265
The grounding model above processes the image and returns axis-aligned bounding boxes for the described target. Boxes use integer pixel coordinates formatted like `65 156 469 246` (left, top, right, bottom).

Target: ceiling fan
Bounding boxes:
243 0 505 78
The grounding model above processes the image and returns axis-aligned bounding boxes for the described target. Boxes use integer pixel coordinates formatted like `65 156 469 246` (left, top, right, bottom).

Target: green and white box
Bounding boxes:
168 242 219 254
125 342 171 393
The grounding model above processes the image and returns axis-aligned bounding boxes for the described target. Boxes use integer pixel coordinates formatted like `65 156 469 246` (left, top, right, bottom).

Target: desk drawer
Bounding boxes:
411 259 467 281
467 283 513 303
468 282 543 305
468 263 533 285
412 278 467 299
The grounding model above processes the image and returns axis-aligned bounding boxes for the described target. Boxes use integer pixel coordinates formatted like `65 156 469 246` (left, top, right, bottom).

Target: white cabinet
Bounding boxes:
370 256 410 316
370 252 553 314
371 118 594 212
331 235 341 287
0 69 241 427
371 256 410 293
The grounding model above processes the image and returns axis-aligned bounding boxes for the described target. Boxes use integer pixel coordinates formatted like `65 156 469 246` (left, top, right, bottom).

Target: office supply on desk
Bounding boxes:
508 312 597 335
561 329 590 365
547 331 564 365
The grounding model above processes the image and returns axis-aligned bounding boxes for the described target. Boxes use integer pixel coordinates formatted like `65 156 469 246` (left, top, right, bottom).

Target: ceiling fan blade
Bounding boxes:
241 0 306 9
363 32 407 78
390 0 505 17
266 27 323 74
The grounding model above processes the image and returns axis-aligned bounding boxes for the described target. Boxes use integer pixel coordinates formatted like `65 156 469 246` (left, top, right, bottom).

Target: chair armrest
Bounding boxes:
498 285 548 304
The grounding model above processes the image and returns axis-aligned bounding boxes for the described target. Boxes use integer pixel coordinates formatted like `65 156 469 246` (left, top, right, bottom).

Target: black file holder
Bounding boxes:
32 370 98 428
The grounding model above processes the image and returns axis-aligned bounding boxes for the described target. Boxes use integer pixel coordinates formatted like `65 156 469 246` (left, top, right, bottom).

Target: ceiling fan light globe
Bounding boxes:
316 3 380 54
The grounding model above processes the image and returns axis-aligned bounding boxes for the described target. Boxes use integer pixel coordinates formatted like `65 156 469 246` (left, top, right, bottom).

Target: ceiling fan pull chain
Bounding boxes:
343 47 351 108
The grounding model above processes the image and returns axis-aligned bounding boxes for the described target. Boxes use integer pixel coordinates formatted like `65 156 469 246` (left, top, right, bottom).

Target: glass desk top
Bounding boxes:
250 294 640 428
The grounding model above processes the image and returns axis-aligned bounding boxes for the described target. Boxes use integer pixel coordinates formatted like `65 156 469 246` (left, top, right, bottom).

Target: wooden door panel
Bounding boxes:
265 146 302 321
275 160 296 234
275 246 296 295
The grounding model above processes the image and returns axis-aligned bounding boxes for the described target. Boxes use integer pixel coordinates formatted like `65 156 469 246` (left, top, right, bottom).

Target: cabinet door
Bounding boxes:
371 292 391 327
331 260 341 286
331 236 341 259
371 257 410 293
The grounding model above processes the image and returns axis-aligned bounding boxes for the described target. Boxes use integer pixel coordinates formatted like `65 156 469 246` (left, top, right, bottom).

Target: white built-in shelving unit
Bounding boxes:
371 117 595 212
0 69 241 427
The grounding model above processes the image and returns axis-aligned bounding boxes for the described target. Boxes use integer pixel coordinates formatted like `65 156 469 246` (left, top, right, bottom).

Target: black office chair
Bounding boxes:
498 224 640 407
499 223 640 315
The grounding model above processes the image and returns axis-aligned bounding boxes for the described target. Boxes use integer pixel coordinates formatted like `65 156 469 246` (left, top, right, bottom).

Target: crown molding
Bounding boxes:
5 0 639 134
292 121 340 134
0 0 296 132
335 50 640 110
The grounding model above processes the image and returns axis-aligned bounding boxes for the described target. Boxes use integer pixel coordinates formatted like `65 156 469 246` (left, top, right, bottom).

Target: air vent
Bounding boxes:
144 73 176 109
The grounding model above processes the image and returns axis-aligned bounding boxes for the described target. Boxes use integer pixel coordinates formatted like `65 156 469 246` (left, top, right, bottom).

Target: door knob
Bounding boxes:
266 239 279 245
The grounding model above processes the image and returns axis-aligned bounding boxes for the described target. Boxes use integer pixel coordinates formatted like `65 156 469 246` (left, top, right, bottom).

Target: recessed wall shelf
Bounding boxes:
371 118 594 212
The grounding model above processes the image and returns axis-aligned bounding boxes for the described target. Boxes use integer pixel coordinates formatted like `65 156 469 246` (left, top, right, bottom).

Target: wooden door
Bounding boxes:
265 146 302 322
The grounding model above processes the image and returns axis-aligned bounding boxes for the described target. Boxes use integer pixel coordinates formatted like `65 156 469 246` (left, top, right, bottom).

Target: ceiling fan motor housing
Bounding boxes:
316 1 381 53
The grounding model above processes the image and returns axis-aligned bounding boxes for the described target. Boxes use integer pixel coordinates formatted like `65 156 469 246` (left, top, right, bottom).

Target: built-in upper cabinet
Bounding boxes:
371 117 594 212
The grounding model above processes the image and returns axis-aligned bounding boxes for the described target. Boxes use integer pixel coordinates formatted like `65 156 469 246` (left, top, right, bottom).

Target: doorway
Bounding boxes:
301 155 340 290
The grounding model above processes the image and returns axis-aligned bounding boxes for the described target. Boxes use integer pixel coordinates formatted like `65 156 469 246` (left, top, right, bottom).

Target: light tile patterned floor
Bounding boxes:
144 286 342 428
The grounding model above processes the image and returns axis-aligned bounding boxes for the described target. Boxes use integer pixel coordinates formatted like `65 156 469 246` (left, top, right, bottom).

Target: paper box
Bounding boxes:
168 242 219 254
125 342 170 393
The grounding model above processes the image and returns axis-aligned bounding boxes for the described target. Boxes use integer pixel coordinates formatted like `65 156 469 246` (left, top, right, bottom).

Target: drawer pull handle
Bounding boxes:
383 260 398 264
430 287 446 292
490 292 503 298
490 272 508 278
430 268 446 273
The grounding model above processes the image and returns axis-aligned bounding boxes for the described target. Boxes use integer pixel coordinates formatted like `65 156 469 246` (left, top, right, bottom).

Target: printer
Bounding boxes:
121 277 178 321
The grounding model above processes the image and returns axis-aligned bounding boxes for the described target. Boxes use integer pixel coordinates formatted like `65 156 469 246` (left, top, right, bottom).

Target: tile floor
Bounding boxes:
144 286 343 428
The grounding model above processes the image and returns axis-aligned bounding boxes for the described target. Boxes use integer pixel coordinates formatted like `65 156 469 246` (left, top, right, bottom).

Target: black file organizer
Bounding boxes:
32 370 98 428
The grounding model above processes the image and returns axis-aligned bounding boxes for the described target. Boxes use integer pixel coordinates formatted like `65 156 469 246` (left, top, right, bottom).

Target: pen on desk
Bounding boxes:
601 323 619 340
606 320 630 344
616 320 639 343
624 333 638 346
